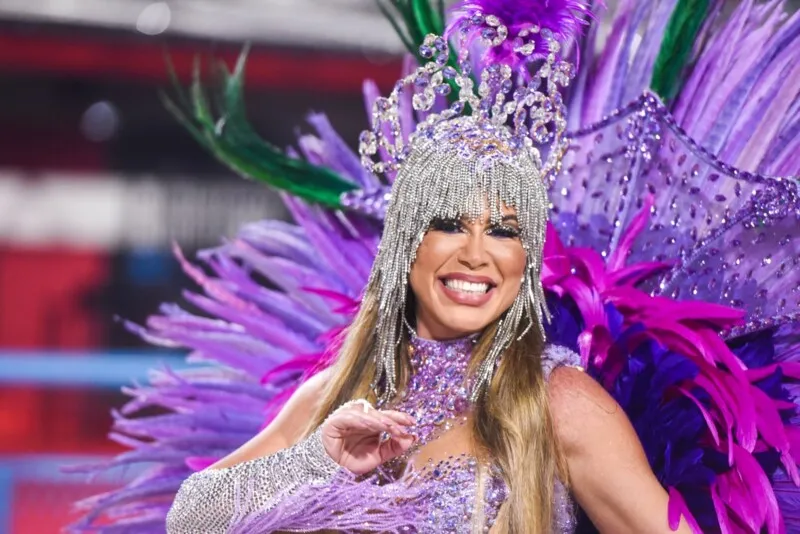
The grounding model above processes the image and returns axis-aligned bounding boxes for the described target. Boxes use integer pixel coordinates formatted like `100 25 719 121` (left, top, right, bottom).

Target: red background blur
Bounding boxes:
0 3 401 531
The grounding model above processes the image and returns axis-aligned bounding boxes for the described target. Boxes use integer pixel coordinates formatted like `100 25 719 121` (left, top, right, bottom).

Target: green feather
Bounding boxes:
377 1 416 52
376 0 445 59
375 0 464 99
162 50 357 208
651 0 711 102
411 0 440 36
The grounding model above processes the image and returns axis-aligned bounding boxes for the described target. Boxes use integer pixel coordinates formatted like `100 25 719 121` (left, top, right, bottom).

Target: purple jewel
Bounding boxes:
414 74 430 88
481 27 497 40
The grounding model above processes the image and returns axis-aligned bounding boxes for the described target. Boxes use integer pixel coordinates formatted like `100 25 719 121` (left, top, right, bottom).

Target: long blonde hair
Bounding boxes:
307 287 567 534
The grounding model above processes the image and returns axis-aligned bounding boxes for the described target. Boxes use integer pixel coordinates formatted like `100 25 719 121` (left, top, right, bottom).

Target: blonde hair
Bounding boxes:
307 287 567 534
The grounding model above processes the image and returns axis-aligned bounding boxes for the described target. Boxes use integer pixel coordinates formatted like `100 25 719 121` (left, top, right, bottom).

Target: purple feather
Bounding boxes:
229 469 431 534
447 0 592 67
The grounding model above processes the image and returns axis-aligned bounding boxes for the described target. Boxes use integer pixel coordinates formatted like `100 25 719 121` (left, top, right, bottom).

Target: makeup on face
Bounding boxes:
408 208 526 340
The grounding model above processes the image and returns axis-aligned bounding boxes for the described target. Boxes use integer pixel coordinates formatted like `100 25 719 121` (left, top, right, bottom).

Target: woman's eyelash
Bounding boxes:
429 219 520 238
429 218 463 233
487 225 520 238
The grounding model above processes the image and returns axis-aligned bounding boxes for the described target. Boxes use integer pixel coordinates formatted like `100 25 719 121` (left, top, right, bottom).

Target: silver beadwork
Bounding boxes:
165 428 339 533
365 117 552 403
360 22 575 403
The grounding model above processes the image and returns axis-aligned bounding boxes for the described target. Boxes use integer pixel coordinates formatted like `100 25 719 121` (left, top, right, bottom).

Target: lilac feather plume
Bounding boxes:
447 0 593 66
67 3 800 532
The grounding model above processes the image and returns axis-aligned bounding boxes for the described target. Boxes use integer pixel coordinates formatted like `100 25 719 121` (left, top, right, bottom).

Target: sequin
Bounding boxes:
167 338 581 533
382 336 580 533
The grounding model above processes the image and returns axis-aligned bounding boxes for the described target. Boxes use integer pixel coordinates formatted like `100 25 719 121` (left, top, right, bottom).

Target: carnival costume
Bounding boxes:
70 0 800 533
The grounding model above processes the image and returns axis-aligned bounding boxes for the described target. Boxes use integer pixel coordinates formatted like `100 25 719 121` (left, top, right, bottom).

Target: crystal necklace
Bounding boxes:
387 333 478 449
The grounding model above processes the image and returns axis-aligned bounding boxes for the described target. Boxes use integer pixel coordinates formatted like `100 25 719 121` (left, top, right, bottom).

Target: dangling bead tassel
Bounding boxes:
373 289 407 404
470 290 526 402
470 271 548 401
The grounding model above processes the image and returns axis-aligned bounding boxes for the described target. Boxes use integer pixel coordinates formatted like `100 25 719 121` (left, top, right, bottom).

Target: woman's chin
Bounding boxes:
434 312 495 337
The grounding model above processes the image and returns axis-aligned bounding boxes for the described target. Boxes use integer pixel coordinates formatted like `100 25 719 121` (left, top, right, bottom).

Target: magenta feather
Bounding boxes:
667 487 702 533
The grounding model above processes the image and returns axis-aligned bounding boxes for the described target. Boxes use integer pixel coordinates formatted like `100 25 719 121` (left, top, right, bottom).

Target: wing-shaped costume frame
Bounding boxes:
68 1 800 532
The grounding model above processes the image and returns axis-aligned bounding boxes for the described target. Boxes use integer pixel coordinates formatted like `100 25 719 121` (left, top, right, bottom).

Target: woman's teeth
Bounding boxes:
443 279 491 294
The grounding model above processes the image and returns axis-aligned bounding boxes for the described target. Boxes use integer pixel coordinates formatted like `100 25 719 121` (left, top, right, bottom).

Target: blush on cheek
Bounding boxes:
406 216 529 338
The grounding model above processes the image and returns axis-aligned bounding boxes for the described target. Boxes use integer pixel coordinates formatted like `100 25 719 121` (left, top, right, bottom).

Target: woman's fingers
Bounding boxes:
338 403 414 426
332 412 390 434
379 410 416 427
380 433 415 460
332 410 413 439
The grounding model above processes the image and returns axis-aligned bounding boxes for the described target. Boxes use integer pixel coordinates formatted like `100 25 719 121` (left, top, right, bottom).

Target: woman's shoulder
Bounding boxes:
543 351 623 456
293 367 333 401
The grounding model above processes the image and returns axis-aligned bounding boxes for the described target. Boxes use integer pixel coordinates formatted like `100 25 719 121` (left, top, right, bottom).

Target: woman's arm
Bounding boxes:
548 367 693 534
166 369 416 533
210 368 332 470
166 370 337 533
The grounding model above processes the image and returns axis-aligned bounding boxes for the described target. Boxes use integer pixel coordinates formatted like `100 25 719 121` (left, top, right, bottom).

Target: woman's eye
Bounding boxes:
429 218 463 234
487 225 520 239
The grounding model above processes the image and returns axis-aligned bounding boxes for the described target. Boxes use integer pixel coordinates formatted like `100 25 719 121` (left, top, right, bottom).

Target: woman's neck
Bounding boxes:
411 313 480 341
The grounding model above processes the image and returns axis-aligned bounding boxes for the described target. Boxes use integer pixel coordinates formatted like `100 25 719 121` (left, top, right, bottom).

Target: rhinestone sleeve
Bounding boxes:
165 428 340 533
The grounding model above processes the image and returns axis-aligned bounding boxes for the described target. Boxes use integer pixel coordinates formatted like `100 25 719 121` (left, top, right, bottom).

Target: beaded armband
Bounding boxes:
542 345 584 380
166 427 340 533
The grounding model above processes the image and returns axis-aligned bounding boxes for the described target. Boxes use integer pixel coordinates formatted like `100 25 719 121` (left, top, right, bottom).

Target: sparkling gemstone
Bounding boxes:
435 84 451 96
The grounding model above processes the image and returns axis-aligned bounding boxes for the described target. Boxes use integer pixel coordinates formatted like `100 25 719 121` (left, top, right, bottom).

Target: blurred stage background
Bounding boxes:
0 1 401 531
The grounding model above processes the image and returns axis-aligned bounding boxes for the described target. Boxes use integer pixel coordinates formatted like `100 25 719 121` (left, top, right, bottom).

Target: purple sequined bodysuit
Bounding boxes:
380 335 580 533
167 336 582 534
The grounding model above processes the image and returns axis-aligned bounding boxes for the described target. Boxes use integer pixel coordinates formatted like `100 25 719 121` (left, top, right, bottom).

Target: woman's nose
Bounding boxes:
458 231 489 269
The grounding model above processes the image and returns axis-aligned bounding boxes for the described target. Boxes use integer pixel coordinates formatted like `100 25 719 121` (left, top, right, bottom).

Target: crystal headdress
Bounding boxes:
359 1 590 403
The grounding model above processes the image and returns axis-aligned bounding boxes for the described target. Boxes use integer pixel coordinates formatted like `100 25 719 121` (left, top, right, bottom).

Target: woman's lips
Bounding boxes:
438 278 495 306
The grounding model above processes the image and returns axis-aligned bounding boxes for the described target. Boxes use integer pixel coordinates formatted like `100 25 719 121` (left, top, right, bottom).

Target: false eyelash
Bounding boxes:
429 218 463 233
487 225 521 238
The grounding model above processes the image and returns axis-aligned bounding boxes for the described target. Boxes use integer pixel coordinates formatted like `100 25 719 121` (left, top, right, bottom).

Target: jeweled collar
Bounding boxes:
407 333 478 372
394 333 479 446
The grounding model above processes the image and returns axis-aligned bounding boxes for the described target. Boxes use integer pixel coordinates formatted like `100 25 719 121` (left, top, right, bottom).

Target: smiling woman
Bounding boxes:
410 210 527 339
70 0 800 531
163 0 698 530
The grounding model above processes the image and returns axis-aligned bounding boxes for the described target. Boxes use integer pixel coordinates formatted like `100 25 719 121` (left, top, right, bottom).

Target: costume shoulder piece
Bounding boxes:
70 1 800 533
542 345 583 380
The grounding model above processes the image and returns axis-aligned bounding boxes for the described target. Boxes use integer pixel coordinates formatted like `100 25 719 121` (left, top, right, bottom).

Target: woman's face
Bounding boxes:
408 206 527 339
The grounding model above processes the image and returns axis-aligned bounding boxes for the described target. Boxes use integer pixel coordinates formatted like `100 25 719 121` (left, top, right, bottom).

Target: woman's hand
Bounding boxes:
320 400 416 475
